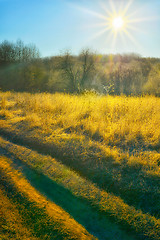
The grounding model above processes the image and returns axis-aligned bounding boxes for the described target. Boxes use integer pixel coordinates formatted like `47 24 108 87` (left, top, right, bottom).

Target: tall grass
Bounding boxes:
0 137 160 240
0 91 160 239
0 156 96 240
0 92 159 214
10 92 160 150
1 91 160 149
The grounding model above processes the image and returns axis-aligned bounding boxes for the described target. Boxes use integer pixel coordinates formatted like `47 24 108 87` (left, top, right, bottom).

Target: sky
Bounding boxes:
0 0 160 57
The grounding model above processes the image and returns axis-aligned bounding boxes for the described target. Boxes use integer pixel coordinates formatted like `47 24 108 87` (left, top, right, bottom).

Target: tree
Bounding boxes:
143 63 160 96
78 49 96 91
0 40 15 64
60 51 79 93
0 40 41 91
0 39 40 65
59 49 96 93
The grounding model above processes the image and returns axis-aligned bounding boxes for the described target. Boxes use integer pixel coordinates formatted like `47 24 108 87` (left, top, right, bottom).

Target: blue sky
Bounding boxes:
0 0 160 57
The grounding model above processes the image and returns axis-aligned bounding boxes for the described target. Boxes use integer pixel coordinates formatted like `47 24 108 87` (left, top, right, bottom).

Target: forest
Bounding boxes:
0 39 160 95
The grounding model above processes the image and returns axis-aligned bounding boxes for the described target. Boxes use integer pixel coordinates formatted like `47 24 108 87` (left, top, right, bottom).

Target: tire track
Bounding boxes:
0 138 138 240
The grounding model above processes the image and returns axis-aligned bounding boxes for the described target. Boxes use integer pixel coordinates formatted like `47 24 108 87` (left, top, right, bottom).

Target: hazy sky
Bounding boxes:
0 0 160 57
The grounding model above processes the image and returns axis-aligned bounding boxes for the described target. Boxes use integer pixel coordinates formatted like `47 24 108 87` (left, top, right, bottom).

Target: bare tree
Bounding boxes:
79 49 96 91
59 49 96 93
60 51 79 93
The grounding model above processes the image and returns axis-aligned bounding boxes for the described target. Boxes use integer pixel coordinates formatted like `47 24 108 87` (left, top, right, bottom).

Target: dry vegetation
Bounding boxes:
0 156 95 240
0 91 160 239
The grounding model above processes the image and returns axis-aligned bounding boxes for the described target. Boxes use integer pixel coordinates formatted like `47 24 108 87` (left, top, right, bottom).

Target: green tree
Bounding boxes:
144 63 160 96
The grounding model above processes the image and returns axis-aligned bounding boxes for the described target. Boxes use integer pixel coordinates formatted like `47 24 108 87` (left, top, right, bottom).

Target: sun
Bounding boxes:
112 17 124 30
74 0 157 50
74 0 147 49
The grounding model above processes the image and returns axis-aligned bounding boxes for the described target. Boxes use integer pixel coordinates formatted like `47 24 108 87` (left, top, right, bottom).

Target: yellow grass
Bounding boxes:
0 136 160 240
0 91 160 239
1 91 160 150
0 188 38 240
0 156 96 240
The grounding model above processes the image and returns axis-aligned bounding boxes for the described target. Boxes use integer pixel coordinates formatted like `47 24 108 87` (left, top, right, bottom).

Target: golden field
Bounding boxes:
0 91 160 240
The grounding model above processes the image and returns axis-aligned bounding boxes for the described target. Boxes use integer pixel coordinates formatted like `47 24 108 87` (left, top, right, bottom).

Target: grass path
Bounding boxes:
0 154 96 240
0 149 129 240
0 142 137 240
0 135 160 240
0 124 159 218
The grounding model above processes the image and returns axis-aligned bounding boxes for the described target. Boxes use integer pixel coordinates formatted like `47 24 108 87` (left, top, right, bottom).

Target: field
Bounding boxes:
0 91 160 240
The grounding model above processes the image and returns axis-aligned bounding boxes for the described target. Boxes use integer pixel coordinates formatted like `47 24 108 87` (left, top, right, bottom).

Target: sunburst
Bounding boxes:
72 0 159 51
92 0 142 48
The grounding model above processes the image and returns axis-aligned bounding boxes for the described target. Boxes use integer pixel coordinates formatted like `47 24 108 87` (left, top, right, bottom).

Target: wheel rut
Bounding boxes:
0 134 138 240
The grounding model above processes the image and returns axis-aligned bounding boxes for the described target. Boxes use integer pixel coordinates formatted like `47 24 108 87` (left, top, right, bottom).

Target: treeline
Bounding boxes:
0 40 160 95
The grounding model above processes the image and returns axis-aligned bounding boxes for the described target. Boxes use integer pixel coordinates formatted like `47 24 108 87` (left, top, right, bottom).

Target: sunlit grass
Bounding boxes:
0 138 160 240
0 156 96 240
0 91 160 239
2 91 159 150
0 188 37 240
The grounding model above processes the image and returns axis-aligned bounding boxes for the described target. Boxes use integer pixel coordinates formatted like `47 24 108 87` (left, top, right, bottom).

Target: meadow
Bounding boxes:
0 91 160 239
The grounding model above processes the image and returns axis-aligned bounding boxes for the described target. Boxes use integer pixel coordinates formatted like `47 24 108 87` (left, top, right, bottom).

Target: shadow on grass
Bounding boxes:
0 128 159 218
0 170 68 240
0 147 139 240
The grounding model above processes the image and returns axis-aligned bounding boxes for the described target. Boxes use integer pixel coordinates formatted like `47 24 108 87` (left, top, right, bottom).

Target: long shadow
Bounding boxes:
2 147 141 240
0 172 68 240
0 147 139 240
0 128 159 218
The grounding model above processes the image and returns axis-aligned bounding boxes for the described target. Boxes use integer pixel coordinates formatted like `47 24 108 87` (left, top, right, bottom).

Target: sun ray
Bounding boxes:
87 27 111 42
128 16 160 23
104 30 115 48
82 22 109 30
126 8 145 20
121 0 134 16
122 29 140 48
72 5 108 21
125 2 160 21
106 30 114 45
111 31 118 49
126 24 146 34
99 0 114 18
109 0 117 16
72 0 158 53
119 30 128 47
